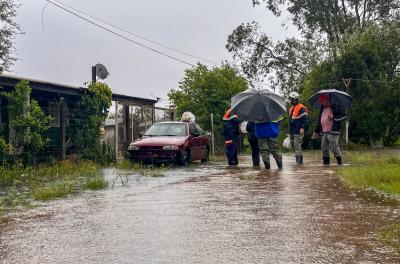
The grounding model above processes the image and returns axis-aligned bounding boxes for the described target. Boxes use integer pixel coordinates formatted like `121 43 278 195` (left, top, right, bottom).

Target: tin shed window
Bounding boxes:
49 101 60 127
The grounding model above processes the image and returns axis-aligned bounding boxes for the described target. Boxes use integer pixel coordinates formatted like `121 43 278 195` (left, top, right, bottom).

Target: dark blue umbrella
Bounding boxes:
231 88 286 122
308 89 353 109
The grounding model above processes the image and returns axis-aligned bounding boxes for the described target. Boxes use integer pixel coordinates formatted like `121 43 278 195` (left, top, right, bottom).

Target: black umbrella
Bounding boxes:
231 88 286 122
308 89 353 109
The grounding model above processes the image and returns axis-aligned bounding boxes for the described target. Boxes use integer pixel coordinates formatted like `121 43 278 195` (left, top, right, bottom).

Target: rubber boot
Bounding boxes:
336 156 342 166
252 157 260 167
295 155 303 165
323 156 330 165
276 160 283 169
264 161 270 170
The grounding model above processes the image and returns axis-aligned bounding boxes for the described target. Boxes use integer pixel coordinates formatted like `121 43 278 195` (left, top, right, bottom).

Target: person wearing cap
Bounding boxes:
255 116 284 170
222 108 241 165
312 94 347 165
288 91 309 164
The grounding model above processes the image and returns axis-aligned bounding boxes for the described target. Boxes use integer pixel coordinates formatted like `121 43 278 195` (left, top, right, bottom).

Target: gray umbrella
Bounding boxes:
231 88 286 122
308 89 353 109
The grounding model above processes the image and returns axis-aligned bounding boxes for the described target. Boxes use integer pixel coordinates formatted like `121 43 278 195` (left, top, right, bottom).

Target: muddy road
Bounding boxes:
1 155 399 263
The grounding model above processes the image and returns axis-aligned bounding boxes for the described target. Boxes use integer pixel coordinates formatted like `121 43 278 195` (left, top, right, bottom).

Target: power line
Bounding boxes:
45 0 195 67
49 0 219 66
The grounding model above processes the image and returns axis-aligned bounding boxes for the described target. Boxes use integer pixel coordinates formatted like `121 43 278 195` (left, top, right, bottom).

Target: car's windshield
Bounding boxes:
144 123 186 137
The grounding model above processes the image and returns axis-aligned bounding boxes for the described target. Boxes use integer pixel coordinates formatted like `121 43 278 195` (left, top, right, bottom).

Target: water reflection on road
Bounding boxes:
1 155 399 263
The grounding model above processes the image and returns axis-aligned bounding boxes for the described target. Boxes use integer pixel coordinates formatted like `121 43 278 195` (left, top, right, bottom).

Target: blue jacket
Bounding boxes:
255 119 281 139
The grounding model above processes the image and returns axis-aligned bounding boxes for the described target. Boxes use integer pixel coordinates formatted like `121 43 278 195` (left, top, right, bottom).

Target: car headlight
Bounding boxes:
129 145 140 151
162 145 179 150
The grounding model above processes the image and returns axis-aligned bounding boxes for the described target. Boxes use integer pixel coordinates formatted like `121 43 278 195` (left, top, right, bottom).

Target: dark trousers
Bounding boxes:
249 138 260 166
225 138 238 165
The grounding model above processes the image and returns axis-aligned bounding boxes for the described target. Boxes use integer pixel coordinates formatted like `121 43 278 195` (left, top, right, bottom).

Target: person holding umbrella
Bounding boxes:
246 121 260 167
288 92 309 165
255 117 284 170
312 94 347 165
230 88 287 169
222 108 241 165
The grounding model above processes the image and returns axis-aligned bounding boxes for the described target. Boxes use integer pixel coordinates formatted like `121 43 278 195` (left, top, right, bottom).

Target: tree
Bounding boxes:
227 22 324 95
71 82 112 160
0 0 20 72
227 0 400 94
252 0 400 43
6 80 52 164
302 23 400 146
168 64 248 149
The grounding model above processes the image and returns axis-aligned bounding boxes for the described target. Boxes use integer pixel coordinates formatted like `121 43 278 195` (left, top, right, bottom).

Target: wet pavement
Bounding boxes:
1 155 400 264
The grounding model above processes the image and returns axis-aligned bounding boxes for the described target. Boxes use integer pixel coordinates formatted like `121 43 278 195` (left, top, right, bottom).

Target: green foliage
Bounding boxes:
32 181 77 201
71 82 112 161
379 223 400 252
227 22 322 95
5 80 52 164
0 137 11 163
116 159 166 177
0 160 107 207
302 23 400 146
97 141 115 165
0 0 20 72
229 1 400 94
84 177 108 190
168 63 248 146
252 0 400 43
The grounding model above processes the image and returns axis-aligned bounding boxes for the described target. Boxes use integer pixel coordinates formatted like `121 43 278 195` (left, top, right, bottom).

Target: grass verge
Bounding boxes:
336 151 400 253
379 223 400 253
0 160 107 214
338 152 400 197
116 160 166 177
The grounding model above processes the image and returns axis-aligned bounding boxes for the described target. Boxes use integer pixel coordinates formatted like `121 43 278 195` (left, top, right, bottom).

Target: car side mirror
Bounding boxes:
191 132 200 137
139 132 144 138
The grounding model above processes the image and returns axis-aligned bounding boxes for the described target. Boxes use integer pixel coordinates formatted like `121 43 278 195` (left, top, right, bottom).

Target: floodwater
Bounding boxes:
1 155 400 264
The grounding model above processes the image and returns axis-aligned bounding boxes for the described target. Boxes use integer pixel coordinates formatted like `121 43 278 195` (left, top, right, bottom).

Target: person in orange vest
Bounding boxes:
222 108 241 165
288 92 309 164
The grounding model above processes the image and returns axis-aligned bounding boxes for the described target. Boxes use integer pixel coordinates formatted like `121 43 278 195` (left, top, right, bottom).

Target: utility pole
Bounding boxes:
92 66 96 83
343 78 352 147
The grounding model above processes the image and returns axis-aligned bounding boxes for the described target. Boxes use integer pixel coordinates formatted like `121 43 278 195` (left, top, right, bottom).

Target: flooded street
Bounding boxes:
1 155 400 264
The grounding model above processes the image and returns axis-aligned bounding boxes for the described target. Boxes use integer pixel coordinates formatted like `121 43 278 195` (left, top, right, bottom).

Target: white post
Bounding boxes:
345 120 349 145
211 113 215 156
131 105 134 141
114 101 119 161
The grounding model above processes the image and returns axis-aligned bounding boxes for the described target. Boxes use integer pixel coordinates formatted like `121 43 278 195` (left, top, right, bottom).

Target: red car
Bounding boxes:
128 121 209 165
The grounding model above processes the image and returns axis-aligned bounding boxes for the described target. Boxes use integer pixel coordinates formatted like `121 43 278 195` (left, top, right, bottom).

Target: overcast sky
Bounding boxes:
12 0 298 106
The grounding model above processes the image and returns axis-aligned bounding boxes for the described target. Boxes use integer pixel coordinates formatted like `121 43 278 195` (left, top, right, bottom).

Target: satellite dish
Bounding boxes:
95 63 109 79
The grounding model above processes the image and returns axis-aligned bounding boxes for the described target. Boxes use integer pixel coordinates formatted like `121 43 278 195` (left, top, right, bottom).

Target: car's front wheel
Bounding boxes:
177 150 190 166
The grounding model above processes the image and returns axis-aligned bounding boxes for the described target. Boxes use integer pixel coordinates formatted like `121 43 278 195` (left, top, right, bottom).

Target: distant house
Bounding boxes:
0 73 161 160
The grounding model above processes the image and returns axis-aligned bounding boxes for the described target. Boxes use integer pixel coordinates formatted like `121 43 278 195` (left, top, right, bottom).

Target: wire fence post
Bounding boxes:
211 113 215 156
59 97 66 160
114 101 119 161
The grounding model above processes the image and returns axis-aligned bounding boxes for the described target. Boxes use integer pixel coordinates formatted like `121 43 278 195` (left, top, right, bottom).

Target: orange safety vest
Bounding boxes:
223 109 239 120
289 103 308 120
